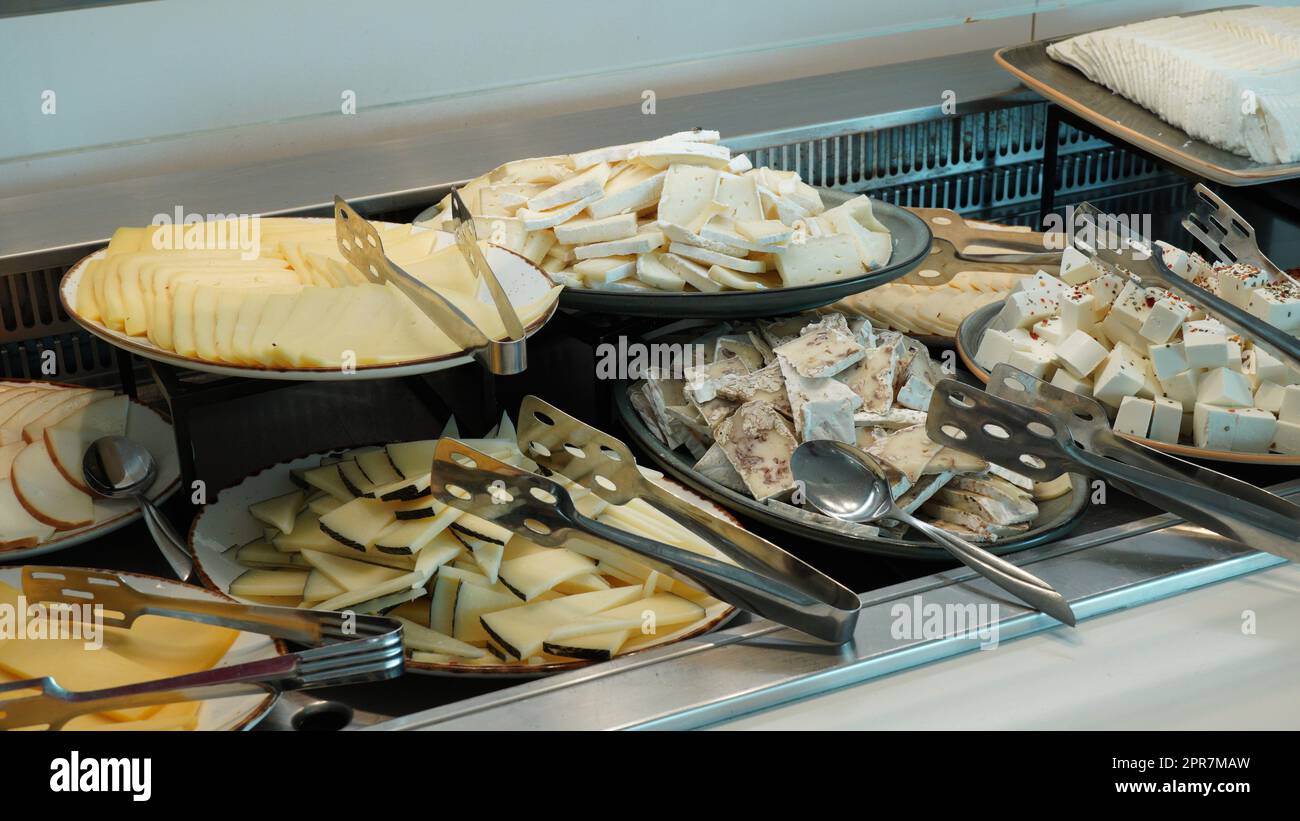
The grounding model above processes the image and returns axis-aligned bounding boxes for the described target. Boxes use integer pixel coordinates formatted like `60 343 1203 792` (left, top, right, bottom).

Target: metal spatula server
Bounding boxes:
427 397 861 644
333 193 527 374
926 365 1300 563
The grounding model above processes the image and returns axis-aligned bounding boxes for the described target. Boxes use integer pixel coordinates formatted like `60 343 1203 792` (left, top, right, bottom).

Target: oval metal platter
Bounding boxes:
614 381 1089 561
957 299 1300 466
189 448 738 679
558 190 932 318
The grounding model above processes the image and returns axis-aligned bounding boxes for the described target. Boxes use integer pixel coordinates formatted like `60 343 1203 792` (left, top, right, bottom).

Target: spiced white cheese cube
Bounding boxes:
1010 270 1068 299
1193 402 1238 450
714 400 799 501
1057 330 1109 379
1085 272 1126 317
1255 381 1286 414
975 328 1030 373
1280 385 1300 425
1148 341 1187 380
1139 294 1194 344
991 290 1058 331
1252 346 1291 386
1147 397 1183 444
1245 281 1300 332
1233 408 1278 453
772 315 866 378
1031 316 1067 346
1058 286 1097 334
1158 369 1201 412
1113 396 1154 437
1059 246 1103 285
1007 345 1056 379
1270 420 1300 454
1092 346 1146 408
1050 368 1093 397
1197 367 1254 408
1182 319 1231 370
1214 263 1271 308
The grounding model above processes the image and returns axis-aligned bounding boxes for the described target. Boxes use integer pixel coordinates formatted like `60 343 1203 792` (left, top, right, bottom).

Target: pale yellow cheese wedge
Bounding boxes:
0 478 56 548
0 387 92 443
20 389 111 444
10 441 94 529
43 394 130 492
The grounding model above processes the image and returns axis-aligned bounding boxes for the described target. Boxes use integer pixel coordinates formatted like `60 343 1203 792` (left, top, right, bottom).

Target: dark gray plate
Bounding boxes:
615 380 1089 560
559 191 931 318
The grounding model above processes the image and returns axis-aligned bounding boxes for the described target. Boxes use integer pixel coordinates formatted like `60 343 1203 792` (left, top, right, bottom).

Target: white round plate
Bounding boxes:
1 387 181 562
59 226 558 381
189 448 737 678
0 566 280 730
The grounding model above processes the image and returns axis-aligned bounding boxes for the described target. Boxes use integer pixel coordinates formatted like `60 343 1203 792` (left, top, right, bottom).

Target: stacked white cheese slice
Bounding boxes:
974 244 1300 454
221 420 727 666
1047 6 1300 164
421 130 893 292
76 218 561 368
0 383 131 549
837 270 1024 338
630 312 1066 543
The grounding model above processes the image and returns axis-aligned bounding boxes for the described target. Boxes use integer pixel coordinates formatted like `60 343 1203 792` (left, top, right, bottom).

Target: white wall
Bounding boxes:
0 0 1267 195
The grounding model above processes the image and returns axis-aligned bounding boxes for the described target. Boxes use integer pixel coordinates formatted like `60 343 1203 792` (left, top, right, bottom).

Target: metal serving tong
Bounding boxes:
901 208 1062 286
1183 183 1297 285
1074 201 1300 368
902 238 1055 286
427 400 861 644
0 567 403 731
333 194 527 375
927 365 1300 563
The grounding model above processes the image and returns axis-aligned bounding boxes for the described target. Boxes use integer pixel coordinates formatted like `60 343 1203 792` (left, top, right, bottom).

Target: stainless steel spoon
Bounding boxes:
83 436 193 581
791 440 1076 626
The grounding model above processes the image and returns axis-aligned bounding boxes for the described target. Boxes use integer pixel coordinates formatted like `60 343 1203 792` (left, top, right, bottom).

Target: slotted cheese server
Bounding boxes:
926 365 1300 563
0 567 403 730
333 195 527 375
1074 201 1300 367
428 437 861 644
902 237 1052 286
1183 183 1298 286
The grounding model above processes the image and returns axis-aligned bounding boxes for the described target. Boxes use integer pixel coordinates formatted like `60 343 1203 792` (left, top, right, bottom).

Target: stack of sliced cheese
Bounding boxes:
1047 6 1300 164
837 270 1025 338
629 313 1066 543
421 130 893 292
973 244 1300 454
75 219 561 368
0 383 133 550
221 417 728 666
0 579 238 731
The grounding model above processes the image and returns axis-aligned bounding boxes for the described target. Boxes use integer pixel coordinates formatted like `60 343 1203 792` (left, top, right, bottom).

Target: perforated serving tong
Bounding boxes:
333 195 527 374
1074 201 1300 368
0 567 403 731
1183 183 1296 284
428 400 861 644
902 237 1055 286
926 366 1300 563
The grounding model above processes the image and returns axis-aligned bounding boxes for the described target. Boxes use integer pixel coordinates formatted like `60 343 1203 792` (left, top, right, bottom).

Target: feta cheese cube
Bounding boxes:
1271 420 1300 454
1148 397 1183 444
1056 330 1109 379
1256 381 1286 414
1245 281 1300 332
1280 385 1300 425
1057 286 1096 335
1050 368 1093 396
1031 316 1067 346
1197 367 1255 408
975 329 1029 374
1182 320 1230 370
1059 246 1103 285
1252 346 1290 385
1085 272 1126 317
991 290 1058 331
1006 346 1056 379
1011 270 1068 299
1214 263 1271 308
1093 347 1147 408
1139 294 1193 344
1148 341 1187 381
1233 408 1278 453
1113 396 1154 437
1158 369 1201 412
1107 282 1156 331
1193 402 1238 450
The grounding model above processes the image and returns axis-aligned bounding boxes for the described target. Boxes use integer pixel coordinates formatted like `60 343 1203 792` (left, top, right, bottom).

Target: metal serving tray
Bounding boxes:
994 8 1300 187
